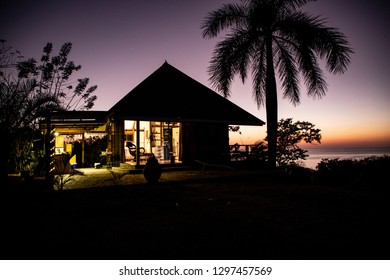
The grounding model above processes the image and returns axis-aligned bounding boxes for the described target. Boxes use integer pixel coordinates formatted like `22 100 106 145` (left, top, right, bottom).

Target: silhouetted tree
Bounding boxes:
0 40 97 183
1 41 56 182
17 42 97 111
201 0 353 168
255 118 321 166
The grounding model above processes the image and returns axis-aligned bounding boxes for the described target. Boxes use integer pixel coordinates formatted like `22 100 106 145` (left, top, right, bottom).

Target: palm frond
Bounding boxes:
208 42 235 97
208 29 253 97
203 0 352 104
279 11 353 75
201 3 248 38
314 26 354 74
278 11 356 97
277 0 314 11
274 38 301 105
251 43 267 108
297 47 327 98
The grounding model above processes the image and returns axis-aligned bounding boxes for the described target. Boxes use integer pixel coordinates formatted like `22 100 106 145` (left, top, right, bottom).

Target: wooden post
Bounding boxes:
45 113 53 187
136 120 140 168
81 132 85 167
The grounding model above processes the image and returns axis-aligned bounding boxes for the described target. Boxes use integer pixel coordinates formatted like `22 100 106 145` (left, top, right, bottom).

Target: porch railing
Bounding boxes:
229 144 259 161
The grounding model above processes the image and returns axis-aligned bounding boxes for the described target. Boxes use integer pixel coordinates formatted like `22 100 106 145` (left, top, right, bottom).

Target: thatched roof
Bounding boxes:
109 62 264 126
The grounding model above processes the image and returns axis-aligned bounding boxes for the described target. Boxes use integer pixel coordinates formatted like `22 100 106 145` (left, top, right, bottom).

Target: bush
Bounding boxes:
313 155 390 189
72 135 107 167
282 165 315 184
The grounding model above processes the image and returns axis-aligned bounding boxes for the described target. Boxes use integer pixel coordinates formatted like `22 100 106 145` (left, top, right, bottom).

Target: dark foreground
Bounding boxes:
1 170 389 260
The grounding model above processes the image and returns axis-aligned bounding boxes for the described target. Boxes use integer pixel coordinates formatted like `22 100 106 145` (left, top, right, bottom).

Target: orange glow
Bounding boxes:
230 126 390 148
301 132 390 148
319 137 390 148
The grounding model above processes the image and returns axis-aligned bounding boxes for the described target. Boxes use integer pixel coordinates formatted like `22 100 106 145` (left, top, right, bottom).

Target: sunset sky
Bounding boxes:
2 0 389 147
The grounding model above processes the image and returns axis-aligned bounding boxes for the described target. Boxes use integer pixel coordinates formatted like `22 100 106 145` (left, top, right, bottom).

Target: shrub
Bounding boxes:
314 155 390 189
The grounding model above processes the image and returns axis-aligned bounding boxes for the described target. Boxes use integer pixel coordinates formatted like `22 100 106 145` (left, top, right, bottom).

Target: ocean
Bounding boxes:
304 146 390 170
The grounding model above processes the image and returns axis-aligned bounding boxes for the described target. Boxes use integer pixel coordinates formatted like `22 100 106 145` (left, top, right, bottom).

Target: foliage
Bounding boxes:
108 170 129 186
252 118 321 167
275 118 321 166
71 135 107 167
30 148 46 176
1 41 49 178
16 42 97 111
52 154 74 190
314 155 390 188
0 41 58 132
53 173 74 191
228 125 241 134
0 40 97 180
9 128 35 172
245 155 390 189
201 0 353 168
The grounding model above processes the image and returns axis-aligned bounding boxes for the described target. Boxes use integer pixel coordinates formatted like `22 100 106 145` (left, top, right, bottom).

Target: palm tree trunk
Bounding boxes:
265 36 278 169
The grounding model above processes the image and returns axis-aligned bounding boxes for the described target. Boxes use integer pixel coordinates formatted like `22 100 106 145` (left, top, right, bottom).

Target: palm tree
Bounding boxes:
201 0 353 168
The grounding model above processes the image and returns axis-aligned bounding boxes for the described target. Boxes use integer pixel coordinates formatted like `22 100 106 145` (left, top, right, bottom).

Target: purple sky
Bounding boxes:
2 0 389 147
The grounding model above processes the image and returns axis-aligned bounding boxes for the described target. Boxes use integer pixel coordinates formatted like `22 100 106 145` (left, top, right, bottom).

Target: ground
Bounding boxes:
1 166 389 260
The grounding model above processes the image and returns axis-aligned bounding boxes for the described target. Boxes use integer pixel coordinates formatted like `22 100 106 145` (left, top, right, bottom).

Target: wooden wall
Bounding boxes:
181 122 229 164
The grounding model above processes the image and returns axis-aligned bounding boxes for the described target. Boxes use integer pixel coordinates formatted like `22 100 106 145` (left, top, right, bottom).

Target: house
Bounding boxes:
45 62 264 167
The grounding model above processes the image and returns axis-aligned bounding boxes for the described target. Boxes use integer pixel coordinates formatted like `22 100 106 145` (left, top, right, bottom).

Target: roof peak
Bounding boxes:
109 62 264 126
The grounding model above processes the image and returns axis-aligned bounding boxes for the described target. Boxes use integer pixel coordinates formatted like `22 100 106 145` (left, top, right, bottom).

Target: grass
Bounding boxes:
1 167 389 260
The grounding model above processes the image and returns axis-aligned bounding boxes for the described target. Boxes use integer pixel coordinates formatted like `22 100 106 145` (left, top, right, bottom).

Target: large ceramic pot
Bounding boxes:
143 154 162 184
